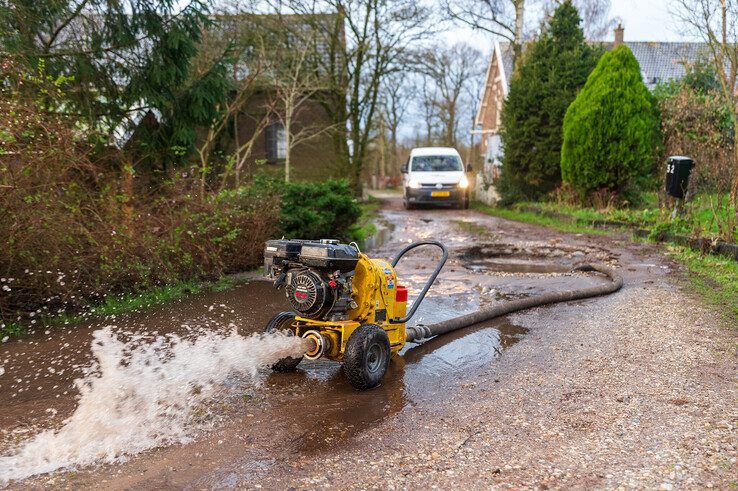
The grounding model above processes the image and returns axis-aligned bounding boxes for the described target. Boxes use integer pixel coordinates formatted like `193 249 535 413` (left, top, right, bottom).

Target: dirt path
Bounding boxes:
2 197 735 489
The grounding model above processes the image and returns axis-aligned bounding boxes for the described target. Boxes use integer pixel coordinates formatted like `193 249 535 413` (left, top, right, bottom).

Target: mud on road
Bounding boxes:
1 197 735 489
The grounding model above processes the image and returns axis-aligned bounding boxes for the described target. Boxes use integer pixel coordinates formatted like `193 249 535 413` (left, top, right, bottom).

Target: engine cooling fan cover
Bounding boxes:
285 269 335 318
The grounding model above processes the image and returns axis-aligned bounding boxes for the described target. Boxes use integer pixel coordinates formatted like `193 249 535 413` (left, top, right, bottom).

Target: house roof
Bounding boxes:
617 42 710 87
499 42 515 90
496 40 710 91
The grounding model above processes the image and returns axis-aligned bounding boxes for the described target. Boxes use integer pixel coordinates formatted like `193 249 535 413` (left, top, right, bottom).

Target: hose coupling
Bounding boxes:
405 324 432 343
302 330 331 360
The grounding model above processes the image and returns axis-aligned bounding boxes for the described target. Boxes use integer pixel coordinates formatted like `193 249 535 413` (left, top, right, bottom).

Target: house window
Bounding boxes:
265 123 287 161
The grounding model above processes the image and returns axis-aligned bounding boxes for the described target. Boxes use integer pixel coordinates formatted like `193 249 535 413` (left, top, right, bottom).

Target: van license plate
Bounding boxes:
431 191 450 197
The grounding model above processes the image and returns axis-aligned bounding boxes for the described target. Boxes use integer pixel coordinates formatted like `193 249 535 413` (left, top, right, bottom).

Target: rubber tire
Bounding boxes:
343 325 391 390
264 311 303 372
403 199 415 210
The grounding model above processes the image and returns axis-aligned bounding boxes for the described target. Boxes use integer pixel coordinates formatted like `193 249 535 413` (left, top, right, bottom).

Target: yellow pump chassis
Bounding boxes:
265 240 448 389
292 254 408 361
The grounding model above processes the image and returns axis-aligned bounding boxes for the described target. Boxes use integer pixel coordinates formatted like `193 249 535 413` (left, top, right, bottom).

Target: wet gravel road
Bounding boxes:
2 197 736 489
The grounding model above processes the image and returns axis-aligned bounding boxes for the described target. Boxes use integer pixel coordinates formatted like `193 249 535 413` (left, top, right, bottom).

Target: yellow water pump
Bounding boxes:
263 239 447 389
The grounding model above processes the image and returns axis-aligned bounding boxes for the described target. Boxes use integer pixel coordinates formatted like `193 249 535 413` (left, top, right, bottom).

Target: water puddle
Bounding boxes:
0 275 528 481
359 218 396 252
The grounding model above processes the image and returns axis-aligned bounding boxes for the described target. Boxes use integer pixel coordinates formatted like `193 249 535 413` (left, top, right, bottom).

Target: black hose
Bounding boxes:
405 263 623 343
390 240 448 324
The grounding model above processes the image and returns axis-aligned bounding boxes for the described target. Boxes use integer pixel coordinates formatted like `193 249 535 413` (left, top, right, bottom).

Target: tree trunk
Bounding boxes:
390 126 398 176
285 114 292 183
233 112 241 188
732 108 738 202
121 162 134 230
726 116 738 240
447 103 456 146
378 116 386 186
512 0 525 72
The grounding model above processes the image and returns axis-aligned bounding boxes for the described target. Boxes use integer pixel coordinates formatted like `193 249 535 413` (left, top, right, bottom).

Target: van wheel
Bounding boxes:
403 200 415 210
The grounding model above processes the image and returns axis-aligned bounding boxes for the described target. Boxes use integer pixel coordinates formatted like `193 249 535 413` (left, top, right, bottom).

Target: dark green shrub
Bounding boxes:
497 1 600 204
278 180 361 240
561 45 662 200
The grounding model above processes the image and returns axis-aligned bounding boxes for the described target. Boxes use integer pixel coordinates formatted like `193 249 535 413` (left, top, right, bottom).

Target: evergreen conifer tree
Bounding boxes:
561 45 662 198
1 0 230 166
497 0 599 203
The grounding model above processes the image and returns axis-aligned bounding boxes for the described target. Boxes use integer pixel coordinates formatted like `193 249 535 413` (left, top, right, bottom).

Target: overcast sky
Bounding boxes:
609 0 694 41
443 0 696 53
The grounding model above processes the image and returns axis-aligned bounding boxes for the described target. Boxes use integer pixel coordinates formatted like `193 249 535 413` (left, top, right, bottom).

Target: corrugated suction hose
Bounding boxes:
405 263 623 343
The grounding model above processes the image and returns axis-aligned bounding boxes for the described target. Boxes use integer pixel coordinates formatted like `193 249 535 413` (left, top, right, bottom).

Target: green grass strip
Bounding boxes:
665 244 738 322
473 202 606 235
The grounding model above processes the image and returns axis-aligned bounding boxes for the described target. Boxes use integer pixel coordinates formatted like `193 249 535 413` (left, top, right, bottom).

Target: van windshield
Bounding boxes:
411 155 462 172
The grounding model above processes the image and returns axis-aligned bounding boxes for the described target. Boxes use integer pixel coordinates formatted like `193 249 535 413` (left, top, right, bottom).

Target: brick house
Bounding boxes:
221 88 341 182
218 13 345 182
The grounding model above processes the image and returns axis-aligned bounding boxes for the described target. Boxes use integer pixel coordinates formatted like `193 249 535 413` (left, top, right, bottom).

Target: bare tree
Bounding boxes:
673 0 738 215
462 54 487 168
413 42 484 147
443 0 526 70
275 0 433 193
418 75 439 146
379 72 415 175
193 7 275 190
265 40 339 182
573 0 618 39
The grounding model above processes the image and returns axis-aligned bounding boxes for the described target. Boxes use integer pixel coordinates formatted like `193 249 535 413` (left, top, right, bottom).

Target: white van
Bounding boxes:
401 147 471 209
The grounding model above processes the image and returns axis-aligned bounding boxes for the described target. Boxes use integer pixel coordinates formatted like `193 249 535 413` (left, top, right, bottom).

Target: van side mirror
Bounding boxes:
466 164 473 172
401 163 408 174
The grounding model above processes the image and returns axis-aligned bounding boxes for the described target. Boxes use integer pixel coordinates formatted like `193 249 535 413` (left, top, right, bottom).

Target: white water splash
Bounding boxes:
0 326 306 483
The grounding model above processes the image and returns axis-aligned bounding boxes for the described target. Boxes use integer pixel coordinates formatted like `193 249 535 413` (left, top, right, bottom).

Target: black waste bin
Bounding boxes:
665 156 694 199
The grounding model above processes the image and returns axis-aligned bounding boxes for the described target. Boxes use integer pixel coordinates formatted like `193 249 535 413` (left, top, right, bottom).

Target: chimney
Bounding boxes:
614 23 624 47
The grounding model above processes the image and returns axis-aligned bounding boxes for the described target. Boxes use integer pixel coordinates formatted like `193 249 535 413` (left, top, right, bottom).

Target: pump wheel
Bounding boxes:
343 325 391 390
264 311 303 372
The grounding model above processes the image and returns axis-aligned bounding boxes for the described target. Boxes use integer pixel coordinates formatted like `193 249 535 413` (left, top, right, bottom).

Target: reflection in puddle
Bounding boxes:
402 318 528 375
0 279 528 467
358 219 396 252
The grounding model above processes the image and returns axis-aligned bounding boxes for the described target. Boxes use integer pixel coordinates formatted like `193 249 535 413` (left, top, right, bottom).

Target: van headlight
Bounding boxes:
408 177 421 189
458 174 469 189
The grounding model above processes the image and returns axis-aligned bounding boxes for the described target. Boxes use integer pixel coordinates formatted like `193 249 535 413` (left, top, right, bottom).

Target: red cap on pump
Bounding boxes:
395 285 408 303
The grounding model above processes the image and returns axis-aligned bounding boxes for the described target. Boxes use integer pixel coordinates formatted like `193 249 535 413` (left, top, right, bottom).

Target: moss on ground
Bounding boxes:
665 244 738 322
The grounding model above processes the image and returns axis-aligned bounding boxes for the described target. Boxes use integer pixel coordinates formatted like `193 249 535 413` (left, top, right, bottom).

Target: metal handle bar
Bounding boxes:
389 240 448 324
